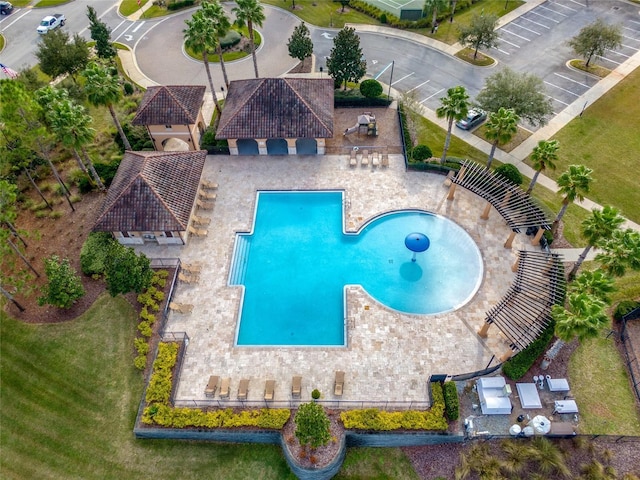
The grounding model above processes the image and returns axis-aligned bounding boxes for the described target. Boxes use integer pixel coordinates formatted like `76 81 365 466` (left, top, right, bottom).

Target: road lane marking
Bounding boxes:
501 28 531 41
132 21 145 33
529 10 560 23
420 88 444 104
544 81 580 96
392 72 414 85
407 79 430 93
520 16 551 29
510 23 542 35
110 20 127 34
553 72 589 88
538 5 567 16
1 9 31 30
114 23 135 42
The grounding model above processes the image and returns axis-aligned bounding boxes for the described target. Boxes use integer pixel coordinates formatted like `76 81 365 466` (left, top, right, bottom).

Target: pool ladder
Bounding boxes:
229 235 250 285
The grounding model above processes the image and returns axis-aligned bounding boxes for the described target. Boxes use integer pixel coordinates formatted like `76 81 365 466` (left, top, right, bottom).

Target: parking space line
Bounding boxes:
538 5 567 17
529 10 560 24
596 56 621 65
565 0 585 7
392 72 415 85
546 94 568 106
553 73 589 88
544 81 580 96
621 43 638 49
551 1 577 12
510 23 541 36
420 88 444 104
630 20 640 27
623 26 640 34
607 49 630 58
520 16 551 29
622 34 640 42
407 80 430 93
499 37 520 48
501 28 530 41
495 47 510 56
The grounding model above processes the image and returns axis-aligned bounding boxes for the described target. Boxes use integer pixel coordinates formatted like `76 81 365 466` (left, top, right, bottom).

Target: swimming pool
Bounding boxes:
229 191 483 346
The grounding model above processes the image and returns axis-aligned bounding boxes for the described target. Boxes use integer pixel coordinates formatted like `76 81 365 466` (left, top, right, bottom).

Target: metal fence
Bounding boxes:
173 398 432 410
620 312 640 403
466 433 640 443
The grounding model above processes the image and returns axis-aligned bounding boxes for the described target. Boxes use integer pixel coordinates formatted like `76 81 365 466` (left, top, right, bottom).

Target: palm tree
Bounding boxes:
568 205 625 278
484 107 519 169
596 228 640 277
569 270 616 304
48 100 105 191
202 0 232 89
436 85 469 164
552 164 593 234
233 0 265 79
424 0 448 33
184 10 223 114
542 292 609 369
526 139 559 195
82 62 131 150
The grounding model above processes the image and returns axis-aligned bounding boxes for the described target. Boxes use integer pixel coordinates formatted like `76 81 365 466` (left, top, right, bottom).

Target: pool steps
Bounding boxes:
229 235 250 285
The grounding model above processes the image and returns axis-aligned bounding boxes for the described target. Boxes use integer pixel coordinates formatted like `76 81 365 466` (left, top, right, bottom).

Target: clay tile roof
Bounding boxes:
93 150 207 233
216 78 334 139
132 85 206 126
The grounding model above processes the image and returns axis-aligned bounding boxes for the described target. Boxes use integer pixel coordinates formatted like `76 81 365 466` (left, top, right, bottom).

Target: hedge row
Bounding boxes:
442 381 459 421
145 341 179 404
142 404 291 429
502 324 555 380
167 0 195 11
134 271 168 370
339 383 447 431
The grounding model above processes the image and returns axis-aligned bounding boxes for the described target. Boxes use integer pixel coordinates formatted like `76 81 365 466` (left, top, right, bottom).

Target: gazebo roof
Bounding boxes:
216 78 334 139
93 150 206 233
452 160 551 232
486 250 566 353
132 85 206 126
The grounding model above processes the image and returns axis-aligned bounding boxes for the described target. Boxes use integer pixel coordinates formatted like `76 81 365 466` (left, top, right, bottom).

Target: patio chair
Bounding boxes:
349 149 357 167
238 379 249 400
188 225 208 237
264 380 275 401
199 190 217 201
169 302 194 314
191 215 211 226
181 262 202 274
334 371 345 396
201 180 218 190
178 272 199 284
219 377 231 399
205 375 219 397
196 199 214 210
361 149 369 166
381 153 389 167
372 152 380 167
292 376 302 398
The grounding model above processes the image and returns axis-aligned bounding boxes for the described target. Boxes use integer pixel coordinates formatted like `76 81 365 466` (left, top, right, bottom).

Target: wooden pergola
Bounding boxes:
447 160 551 248
478 250 566 362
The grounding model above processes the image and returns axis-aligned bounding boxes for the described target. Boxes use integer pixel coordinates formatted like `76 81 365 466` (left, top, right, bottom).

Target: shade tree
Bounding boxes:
87 6 116 60
458 13 500 60
287 22 313 63
568 18 622 68
326 27 366 90
35 29 90 81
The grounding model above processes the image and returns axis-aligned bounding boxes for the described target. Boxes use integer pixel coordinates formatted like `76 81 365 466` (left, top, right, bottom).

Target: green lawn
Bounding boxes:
525 68 640 224
120 0 148 17
413 114 486 163
260 0 380 28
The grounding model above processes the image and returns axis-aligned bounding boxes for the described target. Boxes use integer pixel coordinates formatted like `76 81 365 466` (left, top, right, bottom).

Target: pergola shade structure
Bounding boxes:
479 250 566 361
448 160 552 248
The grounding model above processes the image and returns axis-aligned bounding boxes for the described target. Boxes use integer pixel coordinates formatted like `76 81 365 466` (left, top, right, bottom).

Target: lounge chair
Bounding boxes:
238 379 249 400
372 152 380 167
334 371 345 396
361 149 369 166
169 302 193 314
264 380 275 401
196 199 214 210
191 215 211 226
199 190 217 200
292 376 302 398
381 153 389 167
349 149 357 167
178 272 199 284
201 180 218 190
205 375 219 397
181 262 202 274
219 377 231 399
188 225 208 237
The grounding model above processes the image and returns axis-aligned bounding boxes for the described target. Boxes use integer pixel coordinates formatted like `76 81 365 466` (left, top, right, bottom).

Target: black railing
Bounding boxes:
620 310 640 403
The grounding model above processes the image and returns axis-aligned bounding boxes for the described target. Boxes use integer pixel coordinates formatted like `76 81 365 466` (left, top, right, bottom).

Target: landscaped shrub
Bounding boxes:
137 320 152 338
142 404 290 429
145 342 179 404
134 355 147 370
167 0 195 10
359 79 383 98
442 381 459 421
398 103 413 152
123 82 134 95
411 144 433 162
494 163 523 186
38 255 86 309
614 300 640 322
219 30 242 49
135 337 150 356
94 161 120 188
502 324 555 380
295 402 331 448
80 232 115 276
311 389 321 400
380 12 387 24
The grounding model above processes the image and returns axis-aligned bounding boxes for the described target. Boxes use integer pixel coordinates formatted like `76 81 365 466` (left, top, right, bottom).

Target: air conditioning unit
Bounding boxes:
501 384 512 397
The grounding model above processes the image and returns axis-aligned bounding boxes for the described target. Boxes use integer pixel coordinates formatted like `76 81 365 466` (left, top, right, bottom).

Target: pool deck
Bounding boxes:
136 153 534 407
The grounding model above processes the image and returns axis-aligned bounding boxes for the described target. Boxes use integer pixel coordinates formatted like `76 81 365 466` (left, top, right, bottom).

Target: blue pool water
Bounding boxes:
229 191 483 346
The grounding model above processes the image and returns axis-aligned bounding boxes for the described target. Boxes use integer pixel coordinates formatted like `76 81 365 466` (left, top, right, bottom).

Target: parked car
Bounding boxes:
37 13 65 34
0 1 14 14
456 108 487 130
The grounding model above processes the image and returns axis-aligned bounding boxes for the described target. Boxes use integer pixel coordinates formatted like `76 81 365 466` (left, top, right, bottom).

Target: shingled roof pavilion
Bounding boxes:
132 85 207 152
93 151 207 245
216 78 334 155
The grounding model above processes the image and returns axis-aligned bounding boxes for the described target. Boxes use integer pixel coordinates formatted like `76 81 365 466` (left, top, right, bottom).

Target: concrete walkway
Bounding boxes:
118 1 640 237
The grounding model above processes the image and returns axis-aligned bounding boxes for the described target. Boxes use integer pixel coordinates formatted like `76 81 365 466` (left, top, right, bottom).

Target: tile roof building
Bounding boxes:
216 78 334 155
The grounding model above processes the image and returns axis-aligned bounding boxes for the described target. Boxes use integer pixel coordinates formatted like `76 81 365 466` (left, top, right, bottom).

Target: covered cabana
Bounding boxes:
478 250 566 361
447 160 551 248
